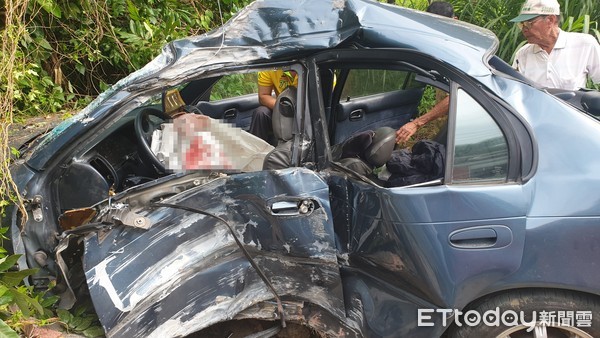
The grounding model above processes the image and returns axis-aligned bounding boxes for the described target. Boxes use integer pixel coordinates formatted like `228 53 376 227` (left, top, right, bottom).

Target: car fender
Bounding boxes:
80 169 356 337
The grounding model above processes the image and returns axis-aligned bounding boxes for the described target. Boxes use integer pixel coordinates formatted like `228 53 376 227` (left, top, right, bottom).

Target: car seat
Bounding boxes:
334 126 396 176
262 87 297 170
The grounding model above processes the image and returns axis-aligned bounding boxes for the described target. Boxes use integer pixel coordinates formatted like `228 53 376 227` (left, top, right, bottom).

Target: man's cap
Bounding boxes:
510 0 560 22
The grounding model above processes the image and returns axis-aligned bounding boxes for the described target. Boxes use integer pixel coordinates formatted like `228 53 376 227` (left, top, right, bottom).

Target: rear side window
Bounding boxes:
329 67 425 145
210 73 258 101
340 69 420 99
452 89 509 183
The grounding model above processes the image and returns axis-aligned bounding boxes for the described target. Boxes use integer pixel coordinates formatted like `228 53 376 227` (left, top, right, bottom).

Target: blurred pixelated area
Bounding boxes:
153 113 273 172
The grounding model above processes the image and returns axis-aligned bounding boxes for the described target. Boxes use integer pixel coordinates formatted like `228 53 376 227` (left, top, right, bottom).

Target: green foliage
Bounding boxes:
0 253 40 336
418 86 438 114
11 0 255 118
384 0 429 10
0 228 47 321
57 305 104 337
4 59 79 118
0 318 19 338
0 226 103 336
452 0 528 61
9 148 19 159
210 73 258 101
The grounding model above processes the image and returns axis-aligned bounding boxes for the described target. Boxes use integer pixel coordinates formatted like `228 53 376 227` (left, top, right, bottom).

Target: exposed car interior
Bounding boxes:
54 105 166 213
54 61 455 217
316 62 450 188
54 52 545 219
42 54 575 220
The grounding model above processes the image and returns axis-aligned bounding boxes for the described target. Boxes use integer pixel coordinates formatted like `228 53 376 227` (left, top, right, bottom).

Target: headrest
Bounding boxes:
272 87 297 142
362 126 396 167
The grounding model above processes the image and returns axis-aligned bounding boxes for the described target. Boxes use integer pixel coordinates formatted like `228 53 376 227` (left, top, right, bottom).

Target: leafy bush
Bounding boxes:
7 0 255 118
0 227 48 336
4 58 82 118
0 227 103 337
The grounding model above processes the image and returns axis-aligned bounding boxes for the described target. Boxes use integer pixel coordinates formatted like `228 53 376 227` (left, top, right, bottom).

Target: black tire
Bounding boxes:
448 289 600 338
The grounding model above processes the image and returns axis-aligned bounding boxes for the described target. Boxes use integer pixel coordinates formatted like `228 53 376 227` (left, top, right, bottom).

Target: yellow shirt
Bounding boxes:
257 70 298 95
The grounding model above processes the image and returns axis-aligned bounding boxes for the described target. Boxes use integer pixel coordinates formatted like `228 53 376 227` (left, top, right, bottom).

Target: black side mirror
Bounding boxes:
581 91 600 117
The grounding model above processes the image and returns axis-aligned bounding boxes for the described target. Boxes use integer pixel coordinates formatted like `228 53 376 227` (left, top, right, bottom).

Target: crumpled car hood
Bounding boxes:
81 169 352 337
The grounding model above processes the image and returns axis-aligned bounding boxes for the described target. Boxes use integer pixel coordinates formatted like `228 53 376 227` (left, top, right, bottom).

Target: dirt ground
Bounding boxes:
7 114 65 149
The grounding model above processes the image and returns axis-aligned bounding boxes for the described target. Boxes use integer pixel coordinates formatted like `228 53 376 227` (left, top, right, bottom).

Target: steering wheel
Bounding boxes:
134 108 171 173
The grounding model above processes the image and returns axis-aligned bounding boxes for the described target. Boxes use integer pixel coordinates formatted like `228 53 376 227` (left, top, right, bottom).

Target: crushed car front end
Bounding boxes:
57 169 355 337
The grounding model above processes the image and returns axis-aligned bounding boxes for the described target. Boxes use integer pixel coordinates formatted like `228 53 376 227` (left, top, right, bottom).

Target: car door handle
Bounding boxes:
223 108 237 119
270 199 315 216
449 225 512 249
349 109 364 121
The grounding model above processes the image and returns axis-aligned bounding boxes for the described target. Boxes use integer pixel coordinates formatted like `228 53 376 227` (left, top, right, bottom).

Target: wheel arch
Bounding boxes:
187 300 360 338
442 287 600 337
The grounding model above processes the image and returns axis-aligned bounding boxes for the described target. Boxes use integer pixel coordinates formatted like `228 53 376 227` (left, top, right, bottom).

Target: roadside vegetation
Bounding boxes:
0 0 598 336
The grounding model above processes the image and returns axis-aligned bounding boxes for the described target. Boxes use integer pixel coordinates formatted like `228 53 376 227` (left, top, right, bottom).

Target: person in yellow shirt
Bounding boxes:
249 69 297 144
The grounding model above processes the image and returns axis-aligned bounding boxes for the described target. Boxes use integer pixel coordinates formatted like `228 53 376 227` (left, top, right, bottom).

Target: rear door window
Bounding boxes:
332 68 424 144
452 88 509 183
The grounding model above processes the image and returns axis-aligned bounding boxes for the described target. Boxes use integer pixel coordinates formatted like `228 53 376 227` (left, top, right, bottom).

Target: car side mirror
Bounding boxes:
581 91 600 117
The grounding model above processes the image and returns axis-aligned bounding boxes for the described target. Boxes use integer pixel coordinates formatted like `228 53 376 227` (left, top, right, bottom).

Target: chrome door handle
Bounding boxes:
270 199 314 216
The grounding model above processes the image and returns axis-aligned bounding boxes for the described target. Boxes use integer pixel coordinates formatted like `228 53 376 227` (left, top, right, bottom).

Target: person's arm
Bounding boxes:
395 95 449 144
258 84 276 110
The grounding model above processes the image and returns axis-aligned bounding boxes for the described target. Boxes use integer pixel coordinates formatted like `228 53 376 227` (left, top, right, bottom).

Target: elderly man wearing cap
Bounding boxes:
510 0 600 90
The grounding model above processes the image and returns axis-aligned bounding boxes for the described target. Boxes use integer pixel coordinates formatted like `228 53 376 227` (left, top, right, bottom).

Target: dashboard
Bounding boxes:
56 121 162 213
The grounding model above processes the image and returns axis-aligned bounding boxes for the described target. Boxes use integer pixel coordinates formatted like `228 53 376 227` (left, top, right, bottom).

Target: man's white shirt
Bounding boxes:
513 29 600 90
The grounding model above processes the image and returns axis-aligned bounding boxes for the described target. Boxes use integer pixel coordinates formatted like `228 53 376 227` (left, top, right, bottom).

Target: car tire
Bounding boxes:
448 289 600 338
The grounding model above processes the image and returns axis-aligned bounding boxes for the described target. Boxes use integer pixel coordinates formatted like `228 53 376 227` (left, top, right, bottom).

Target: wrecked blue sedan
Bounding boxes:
6 0 600 337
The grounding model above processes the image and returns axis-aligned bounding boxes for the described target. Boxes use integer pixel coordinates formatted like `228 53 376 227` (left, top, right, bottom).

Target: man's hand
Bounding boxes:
395 96 450 144
396 121 418 144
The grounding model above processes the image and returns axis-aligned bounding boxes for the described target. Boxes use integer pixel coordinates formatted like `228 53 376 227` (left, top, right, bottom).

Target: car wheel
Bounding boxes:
448 289 600 338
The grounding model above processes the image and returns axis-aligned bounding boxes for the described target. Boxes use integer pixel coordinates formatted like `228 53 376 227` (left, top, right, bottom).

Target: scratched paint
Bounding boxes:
86 225 232 313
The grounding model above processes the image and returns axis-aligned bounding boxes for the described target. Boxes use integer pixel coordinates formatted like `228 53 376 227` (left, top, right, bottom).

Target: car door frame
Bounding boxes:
307 48 537 337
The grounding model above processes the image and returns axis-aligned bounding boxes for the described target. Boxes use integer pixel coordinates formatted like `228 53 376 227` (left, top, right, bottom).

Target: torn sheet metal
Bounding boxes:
83 168 352 337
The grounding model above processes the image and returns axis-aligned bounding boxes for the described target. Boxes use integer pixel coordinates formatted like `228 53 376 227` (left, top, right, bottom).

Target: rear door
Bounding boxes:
330 67 425 144
309 49 532 337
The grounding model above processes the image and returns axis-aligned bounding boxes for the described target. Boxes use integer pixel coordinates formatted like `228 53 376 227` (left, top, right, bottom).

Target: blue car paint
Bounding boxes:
6 0 600 337
81 169 349 337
